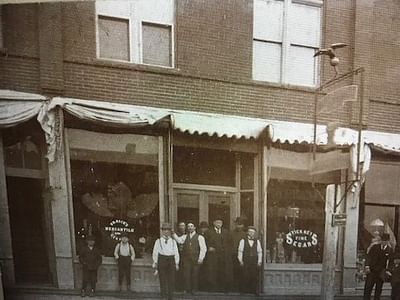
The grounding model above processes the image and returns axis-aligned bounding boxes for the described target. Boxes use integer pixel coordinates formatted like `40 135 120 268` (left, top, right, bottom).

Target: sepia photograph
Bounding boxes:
0 0 399 299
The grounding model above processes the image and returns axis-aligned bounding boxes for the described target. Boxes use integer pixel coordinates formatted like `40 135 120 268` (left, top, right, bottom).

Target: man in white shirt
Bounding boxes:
173 222 207 295
238 226 262 295
152 223 180 300
114 232 135 292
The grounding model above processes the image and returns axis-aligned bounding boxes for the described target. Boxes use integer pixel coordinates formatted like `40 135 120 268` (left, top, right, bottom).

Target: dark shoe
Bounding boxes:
80 289 86 297
89 289 95 297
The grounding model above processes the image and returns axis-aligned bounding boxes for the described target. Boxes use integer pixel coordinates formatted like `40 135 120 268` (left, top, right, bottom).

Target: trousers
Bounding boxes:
364 271 384 300
82 267 97 291
183 258 199 293
118 255 132 286
158 255 176 300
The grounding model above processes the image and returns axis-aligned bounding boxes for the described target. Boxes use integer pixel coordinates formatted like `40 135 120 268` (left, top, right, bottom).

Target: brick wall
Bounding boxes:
0 0 399 133
2 4 39 58
176 0 253 82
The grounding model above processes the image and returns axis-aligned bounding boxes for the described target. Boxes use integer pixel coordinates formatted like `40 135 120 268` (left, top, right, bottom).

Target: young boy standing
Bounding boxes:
114 232 135 292
79 235 102 297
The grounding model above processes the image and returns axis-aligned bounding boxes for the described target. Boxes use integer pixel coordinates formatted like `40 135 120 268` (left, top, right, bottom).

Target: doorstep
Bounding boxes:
4 287 393 300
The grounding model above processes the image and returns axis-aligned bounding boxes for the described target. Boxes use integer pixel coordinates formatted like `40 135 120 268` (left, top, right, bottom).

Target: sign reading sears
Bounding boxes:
286 229 318 248
105 219 134 241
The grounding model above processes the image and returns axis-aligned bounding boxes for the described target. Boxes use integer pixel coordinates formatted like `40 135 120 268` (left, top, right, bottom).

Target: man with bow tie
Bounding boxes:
173 222 207 295
238 226 262 295
364 233 393 300
152 223 180 300
204 217 232 292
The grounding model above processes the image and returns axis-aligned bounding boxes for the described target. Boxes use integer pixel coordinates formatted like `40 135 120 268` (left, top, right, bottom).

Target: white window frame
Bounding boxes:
139 20 175 68
95 0 175 68
253 0 323 87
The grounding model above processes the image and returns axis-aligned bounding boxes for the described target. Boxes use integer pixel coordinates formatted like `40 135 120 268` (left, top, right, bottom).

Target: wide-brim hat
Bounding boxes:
247 226 257 232
161 222 172 230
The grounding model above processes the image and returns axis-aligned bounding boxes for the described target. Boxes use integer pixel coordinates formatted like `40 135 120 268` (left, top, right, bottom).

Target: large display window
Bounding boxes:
68 129 161 259
266 179 326 264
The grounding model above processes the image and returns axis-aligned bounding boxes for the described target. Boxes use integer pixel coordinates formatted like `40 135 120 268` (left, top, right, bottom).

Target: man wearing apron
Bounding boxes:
152 223 180 300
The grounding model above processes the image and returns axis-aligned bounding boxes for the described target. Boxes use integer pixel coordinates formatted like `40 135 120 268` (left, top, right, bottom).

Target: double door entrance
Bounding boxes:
174 189 239 230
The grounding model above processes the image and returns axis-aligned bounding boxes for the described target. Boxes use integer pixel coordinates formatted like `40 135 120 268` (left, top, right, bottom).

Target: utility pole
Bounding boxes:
313 45 365 300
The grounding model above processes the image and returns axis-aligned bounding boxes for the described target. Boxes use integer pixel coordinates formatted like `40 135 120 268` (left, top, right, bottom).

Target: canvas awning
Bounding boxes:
1 90 399 159
0 90 47 128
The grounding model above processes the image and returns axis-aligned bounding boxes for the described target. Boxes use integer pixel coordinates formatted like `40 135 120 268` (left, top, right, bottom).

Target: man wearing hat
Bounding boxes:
204 217 232 292
238 226 262 295
198 221 209 291
175 221 186 292
79 235 102 297
231 217 247 291
114 232 135 292
152 223 180 300
364 233 393 300
173 222 207 295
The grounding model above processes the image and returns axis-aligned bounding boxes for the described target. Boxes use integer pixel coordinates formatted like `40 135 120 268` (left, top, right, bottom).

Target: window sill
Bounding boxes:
265 263 322 271
92 58 181 76
73 255 153 266
251 79 318 94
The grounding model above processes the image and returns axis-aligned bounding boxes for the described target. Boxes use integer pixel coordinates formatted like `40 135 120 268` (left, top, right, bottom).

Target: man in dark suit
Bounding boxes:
204 218 232 292
364 233 393 300
231 217 247 291
79 235 102 297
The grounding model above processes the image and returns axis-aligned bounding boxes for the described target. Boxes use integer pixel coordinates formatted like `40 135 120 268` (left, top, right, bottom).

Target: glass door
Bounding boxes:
174 189 237 230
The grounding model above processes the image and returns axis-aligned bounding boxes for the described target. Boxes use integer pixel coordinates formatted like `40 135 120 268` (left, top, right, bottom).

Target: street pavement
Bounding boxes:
3 289 393 300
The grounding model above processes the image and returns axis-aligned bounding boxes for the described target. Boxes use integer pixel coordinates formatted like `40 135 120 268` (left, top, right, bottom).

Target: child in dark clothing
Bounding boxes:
79 235 102 297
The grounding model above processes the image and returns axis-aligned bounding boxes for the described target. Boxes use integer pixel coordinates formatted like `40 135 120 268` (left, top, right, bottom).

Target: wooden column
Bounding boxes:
342 182 361 291
0 132 15 286
48 126 74 289
261 145 269 294
321 184 340 300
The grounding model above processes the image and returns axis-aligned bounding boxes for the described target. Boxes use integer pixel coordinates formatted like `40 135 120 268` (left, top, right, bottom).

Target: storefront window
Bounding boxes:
173 146 236 186
266 179 325 264
358 162 400 253
69 129 160 259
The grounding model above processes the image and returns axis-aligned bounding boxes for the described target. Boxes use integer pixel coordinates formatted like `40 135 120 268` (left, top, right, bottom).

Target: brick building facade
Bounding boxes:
0 0 399 296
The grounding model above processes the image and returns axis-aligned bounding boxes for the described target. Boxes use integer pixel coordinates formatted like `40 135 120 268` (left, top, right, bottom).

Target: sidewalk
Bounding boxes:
3 288 392 300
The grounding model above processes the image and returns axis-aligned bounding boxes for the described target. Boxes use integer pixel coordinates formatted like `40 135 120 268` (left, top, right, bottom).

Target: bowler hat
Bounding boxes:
86 235 95 241
234 217 245 225
199 221 209 228
161 222 172 230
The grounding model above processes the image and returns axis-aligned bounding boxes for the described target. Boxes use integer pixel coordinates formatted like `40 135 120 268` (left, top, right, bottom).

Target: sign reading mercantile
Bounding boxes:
286 229 318 248
105 219 135 241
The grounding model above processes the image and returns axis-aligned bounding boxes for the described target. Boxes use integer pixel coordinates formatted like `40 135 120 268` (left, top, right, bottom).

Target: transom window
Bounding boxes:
253 0 322 87
96 0 174 68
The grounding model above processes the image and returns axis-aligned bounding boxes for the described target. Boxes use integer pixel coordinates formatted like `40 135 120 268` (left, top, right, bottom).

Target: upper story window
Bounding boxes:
253 0 322 87
96 0 174 68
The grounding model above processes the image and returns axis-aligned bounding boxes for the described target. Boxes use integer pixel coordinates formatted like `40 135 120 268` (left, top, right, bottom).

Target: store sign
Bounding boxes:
332 213 347 226
105 219 134 241
286 229 318 248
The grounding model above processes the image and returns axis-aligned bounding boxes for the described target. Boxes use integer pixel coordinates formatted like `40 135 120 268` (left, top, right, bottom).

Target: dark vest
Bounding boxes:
183 233 200 262
243 238 258 265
